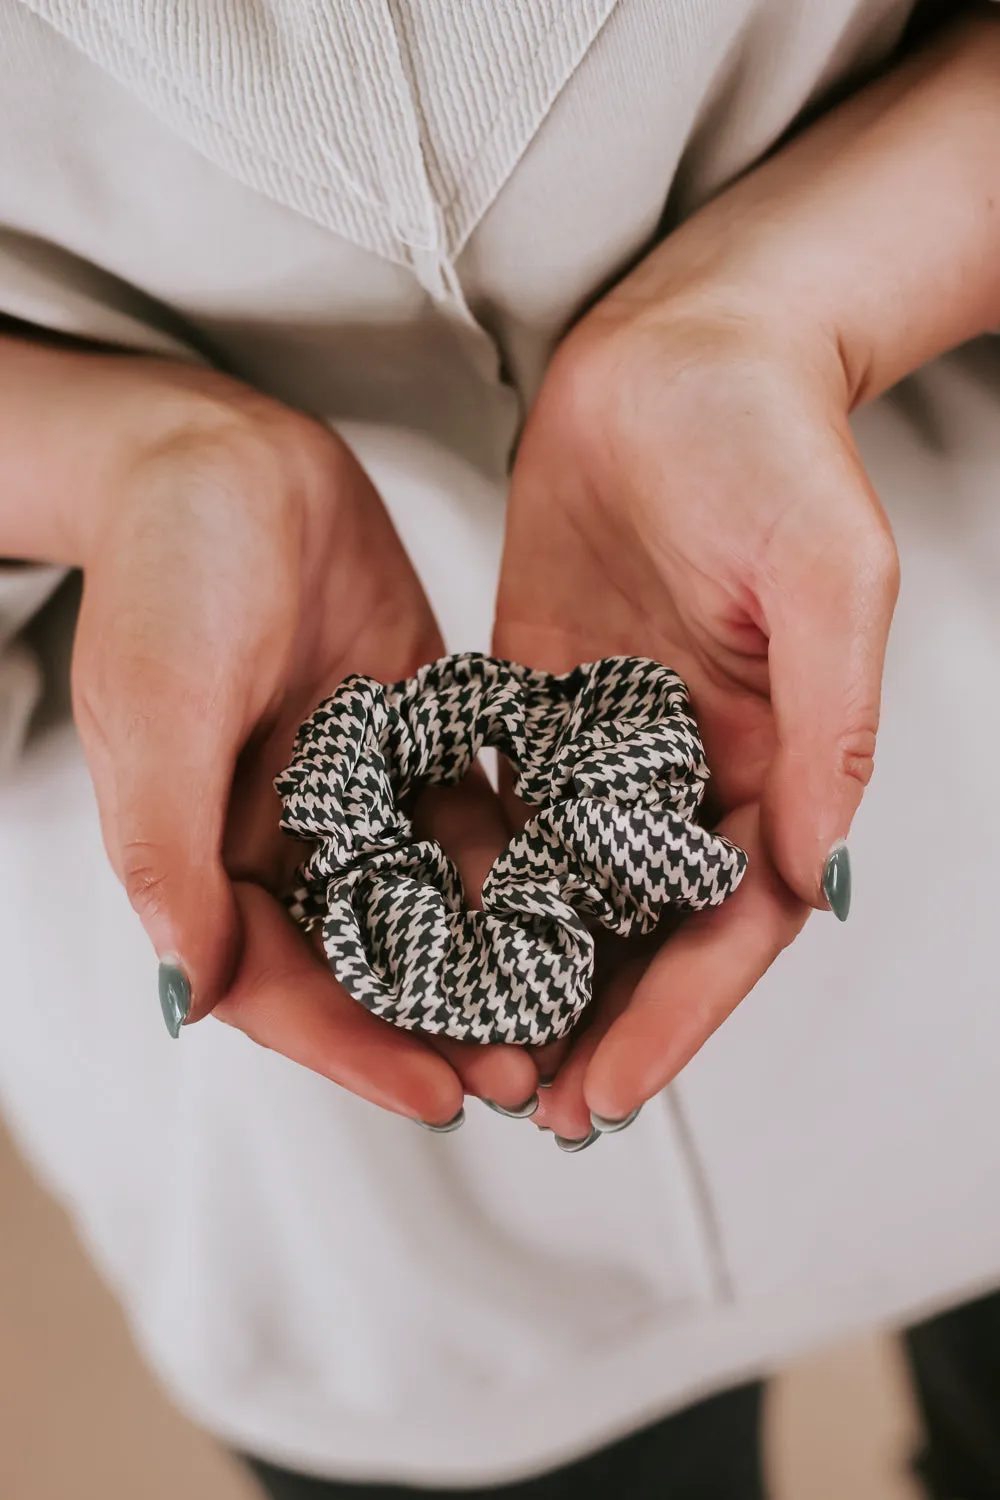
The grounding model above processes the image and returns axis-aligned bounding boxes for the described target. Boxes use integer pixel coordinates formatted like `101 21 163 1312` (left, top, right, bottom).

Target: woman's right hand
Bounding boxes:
3 338 536 1124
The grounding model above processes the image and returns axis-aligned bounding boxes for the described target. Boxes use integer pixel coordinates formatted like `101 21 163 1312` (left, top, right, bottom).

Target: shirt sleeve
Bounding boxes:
0 228 204 774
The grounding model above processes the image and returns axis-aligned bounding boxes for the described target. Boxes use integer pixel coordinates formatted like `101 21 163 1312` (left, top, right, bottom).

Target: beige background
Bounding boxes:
0 1115 924 1500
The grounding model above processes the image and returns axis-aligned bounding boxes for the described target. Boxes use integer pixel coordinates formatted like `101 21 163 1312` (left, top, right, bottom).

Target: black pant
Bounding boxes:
247 1288 1000 1500
246 1382 764 1500
906 1287 1000 1499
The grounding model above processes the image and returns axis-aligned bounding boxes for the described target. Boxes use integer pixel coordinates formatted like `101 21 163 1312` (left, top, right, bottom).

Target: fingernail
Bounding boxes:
158 960 190 1039
823 840 851 922
590 1106 642 1135
537 1076 556 1090
416 1107 465 1134
554 1128 599 1154
483 1094 539 1120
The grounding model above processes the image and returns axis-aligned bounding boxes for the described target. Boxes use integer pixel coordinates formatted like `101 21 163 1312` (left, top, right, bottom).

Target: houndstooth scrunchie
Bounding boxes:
275 654 747 1046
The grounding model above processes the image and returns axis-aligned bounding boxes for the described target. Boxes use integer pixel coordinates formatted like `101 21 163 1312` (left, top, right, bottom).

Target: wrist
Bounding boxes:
577 10 1000 414
69 364 285 567
0 336 272 567
571 268 853 427
11 350 319 571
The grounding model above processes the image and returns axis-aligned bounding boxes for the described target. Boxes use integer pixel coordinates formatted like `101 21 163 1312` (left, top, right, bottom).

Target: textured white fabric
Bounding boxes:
18 0 617 291
3 0 1000 1487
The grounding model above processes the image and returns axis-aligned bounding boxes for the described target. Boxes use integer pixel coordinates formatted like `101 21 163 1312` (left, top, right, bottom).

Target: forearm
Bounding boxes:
601 10 1000 406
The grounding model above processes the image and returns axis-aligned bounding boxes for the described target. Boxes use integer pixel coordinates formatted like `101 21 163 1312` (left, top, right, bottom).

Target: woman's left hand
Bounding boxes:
493 291 899 1139
491 10 1000 1139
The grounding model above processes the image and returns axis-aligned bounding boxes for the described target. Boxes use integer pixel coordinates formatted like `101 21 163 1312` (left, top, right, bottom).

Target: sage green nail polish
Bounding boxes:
158 961 190 1038
417 1107 465 1134
823 840 852 922
483 1093 539 1120
554 1127 600 1154
590 1106 642 1135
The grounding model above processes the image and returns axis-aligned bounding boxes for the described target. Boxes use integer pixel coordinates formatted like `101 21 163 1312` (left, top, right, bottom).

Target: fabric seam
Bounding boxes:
663 1083 735 1306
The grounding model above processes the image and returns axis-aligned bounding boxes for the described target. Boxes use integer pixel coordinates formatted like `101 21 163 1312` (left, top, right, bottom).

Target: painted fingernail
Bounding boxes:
823 840 851 922
554 1128 599 1154
416 1107 465 1134
590 1106 642 1135
483 1094 539 1120
537 1076 556 1090
158 960 191 1039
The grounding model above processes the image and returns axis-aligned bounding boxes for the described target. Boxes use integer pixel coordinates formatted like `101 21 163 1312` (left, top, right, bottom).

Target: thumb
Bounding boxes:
76 657 243 1035
760 503 899 918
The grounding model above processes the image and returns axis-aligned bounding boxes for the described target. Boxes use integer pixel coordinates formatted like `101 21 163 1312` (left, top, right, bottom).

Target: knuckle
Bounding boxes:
834 724 878 789
120 840 171 920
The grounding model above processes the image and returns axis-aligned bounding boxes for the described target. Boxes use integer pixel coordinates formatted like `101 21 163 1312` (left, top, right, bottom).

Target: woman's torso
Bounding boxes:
4 1 1000 1485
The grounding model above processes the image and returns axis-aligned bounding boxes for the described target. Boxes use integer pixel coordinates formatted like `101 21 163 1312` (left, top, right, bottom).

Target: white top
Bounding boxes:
3 0 1000 1486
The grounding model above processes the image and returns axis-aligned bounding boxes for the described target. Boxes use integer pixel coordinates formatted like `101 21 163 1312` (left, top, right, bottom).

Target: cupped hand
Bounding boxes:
494 298 899 1138
66 357 536 1121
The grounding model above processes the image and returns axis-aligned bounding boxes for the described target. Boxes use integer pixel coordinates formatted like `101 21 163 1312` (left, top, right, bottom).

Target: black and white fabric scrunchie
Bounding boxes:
275 654 747 1046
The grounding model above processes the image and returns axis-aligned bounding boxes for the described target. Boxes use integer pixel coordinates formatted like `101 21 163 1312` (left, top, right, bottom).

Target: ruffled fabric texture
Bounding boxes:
275 654 747 1045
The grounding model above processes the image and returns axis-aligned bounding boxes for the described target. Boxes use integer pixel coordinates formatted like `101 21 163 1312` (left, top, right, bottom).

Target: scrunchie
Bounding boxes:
275 654 747 1046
